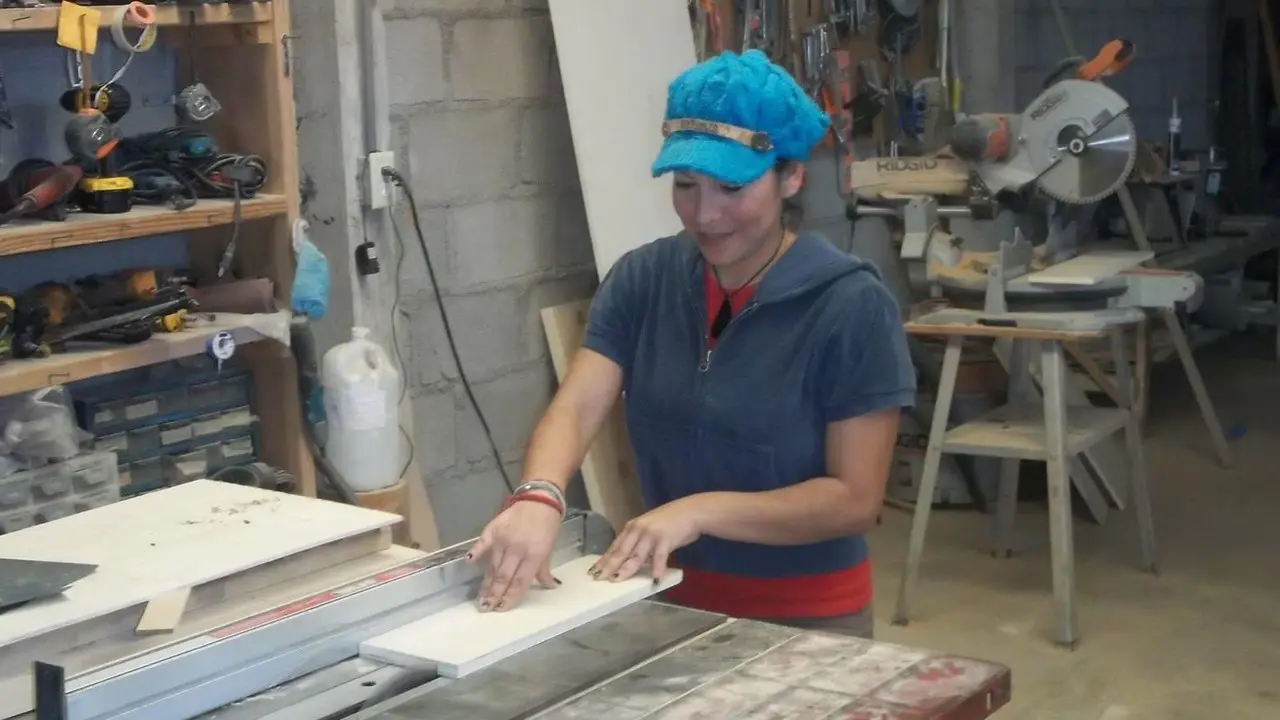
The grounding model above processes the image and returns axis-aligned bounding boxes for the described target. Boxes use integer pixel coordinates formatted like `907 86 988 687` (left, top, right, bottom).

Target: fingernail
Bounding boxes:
495 600 504 610
588 565 598 576
478 600 490 611
652 577 660 585
554 577 563 585
610 572 619 581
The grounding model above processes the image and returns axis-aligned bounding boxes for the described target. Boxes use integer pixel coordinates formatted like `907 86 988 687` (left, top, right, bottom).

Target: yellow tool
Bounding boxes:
156 309 188 333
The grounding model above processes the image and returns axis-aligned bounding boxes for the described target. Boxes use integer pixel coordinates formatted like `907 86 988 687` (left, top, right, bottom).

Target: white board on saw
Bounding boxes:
548 0 695 279
1022 251 1155 286
0 479 400 650
358 554 682 678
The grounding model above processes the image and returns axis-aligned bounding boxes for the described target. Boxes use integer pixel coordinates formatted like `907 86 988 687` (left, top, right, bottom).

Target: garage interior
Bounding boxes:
0 0 1277 718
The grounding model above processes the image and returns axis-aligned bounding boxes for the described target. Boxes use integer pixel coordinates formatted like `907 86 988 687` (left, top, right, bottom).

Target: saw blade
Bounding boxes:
1036 109 1137 204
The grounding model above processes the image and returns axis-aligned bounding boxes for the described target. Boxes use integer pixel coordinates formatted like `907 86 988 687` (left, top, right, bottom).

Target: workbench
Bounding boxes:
4 488 1012 720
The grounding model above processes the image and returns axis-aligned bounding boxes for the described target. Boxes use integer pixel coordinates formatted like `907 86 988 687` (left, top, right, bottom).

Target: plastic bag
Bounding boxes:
0 386 89 462
291 218 331 321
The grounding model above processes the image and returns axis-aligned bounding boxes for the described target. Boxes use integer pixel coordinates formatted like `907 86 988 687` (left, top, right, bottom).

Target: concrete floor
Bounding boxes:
868 333 1280 719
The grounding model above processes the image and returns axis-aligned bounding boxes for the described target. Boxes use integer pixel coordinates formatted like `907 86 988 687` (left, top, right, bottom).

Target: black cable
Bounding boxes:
383 220 416 482
383 167 516 493
113 127 267 205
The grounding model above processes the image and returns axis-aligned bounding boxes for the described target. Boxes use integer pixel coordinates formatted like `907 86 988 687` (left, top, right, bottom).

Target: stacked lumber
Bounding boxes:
0 480 422 718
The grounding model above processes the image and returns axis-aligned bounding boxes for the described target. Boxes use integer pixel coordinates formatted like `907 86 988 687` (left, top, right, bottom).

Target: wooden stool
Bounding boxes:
893 315 1158 649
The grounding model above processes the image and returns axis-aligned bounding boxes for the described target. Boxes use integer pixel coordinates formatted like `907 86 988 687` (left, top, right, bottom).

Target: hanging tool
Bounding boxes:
740 0 784 59
825 49 855 196
691 0 724 62
0 68 14 133
176 9 223 122
853 0 876 35
1166 97 1183 169
826 0 852 36
206 329 236 370
851 58 887 136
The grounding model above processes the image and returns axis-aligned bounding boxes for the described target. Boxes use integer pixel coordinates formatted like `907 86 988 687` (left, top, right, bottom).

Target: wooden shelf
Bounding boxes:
0 2 272 32
0 195 288 258
942 404 1129 461
0 318 269 397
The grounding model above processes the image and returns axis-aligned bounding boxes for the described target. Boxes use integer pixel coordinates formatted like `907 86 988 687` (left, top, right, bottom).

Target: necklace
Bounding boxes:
708 230 785 341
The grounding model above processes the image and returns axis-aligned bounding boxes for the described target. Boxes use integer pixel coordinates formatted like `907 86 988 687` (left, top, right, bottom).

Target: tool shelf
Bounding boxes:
0 0 313 496
0 2 272 33
0 318 263 397
941 403 1130 461
0 195 287 257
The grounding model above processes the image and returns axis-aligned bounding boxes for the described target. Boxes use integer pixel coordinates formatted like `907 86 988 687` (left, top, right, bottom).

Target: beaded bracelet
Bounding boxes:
513 480 566 510
498 490 565 518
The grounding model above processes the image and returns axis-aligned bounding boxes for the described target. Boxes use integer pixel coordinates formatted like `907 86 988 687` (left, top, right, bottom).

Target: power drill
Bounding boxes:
59 83 134 214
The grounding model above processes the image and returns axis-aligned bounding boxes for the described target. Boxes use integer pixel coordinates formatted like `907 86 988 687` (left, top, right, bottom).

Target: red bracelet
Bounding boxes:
497 491 565 518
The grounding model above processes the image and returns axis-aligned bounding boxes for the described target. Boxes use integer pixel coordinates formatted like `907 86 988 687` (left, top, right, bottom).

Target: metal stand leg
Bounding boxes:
992 459 1021 558
1040 340 1079 649
893 336 963 626
1159 308 1232 467
1111 327 1159 574
992 340 1031 557
1116 182 1232 466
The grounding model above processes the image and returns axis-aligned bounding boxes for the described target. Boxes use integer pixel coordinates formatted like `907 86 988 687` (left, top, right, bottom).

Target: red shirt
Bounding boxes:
660 266 872 619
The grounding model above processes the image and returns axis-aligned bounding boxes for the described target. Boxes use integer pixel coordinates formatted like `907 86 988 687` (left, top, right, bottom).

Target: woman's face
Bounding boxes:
671 165 804 268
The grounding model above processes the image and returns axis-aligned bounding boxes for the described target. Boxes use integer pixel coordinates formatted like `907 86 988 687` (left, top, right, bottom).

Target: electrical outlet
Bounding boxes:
366 150 396 210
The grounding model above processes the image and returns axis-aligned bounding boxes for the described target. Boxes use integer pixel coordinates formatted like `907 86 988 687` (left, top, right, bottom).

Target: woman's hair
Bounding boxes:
776 161 805 231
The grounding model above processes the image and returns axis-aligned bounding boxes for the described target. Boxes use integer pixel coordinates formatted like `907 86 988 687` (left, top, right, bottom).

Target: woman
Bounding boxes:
466 50 916 638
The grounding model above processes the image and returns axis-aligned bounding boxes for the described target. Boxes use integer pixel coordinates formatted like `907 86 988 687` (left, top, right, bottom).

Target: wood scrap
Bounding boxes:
540 300 645 531
134 587 192 636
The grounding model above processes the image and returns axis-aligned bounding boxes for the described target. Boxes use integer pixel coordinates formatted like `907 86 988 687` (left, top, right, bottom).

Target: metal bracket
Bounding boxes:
281 34 299 78
33 662 68 720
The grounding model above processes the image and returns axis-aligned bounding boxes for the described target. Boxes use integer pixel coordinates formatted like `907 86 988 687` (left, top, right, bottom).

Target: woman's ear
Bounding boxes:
778 161 806 199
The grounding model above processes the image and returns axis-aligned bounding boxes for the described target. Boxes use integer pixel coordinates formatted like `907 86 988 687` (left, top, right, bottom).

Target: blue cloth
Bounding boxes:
651 50 830 186
582 233 917 579
291 233 331 321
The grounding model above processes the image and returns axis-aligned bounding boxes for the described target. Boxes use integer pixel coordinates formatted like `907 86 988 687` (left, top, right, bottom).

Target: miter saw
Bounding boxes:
848 40 1203 318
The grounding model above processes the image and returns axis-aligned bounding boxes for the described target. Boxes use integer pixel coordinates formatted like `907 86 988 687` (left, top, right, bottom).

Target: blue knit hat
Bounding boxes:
651 50 830 186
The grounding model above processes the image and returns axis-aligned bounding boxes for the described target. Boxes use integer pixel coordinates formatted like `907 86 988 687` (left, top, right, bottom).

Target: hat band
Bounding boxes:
662 119 773 152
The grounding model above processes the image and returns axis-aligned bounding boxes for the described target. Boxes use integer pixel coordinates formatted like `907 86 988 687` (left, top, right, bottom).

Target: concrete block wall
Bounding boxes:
382 0 597 544
1014 0 1220 148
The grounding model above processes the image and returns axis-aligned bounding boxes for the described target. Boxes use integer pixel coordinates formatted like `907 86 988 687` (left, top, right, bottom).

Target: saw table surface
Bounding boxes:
362 602 1011 720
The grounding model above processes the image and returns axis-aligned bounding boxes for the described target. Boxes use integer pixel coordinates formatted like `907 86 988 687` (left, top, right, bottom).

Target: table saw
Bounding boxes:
19 512 1010 720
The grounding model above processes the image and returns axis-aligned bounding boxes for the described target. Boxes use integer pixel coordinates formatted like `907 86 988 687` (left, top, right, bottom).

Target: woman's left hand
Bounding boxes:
590 496 708 583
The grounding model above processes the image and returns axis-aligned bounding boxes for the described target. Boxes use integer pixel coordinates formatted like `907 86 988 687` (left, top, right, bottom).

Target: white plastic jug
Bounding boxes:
321 326 402 492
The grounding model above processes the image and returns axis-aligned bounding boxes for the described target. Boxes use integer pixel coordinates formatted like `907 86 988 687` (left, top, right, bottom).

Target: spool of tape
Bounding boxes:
111 2 157 54
207 331 236 362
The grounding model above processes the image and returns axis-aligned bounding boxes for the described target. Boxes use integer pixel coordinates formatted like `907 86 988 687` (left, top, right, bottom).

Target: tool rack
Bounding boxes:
0 2 313 495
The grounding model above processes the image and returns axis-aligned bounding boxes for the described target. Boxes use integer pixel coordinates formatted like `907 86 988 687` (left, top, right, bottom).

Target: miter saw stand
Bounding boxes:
847 40 1234 472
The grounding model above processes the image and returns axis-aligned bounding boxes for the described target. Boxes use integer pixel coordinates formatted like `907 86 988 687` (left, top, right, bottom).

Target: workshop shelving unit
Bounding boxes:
0 2 313 496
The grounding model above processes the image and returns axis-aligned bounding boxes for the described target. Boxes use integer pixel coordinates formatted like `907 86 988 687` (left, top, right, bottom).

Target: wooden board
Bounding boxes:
0 318 269 399
0 2 272 32
359 554 681 678
540 301 644 531
0 196 287 259
1021 251 1155 286
548 0 693 278
133 587 192 636
0 480 399 651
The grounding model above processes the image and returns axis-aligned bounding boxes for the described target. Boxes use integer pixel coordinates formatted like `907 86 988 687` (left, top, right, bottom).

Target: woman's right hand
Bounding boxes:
466 498 563 612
